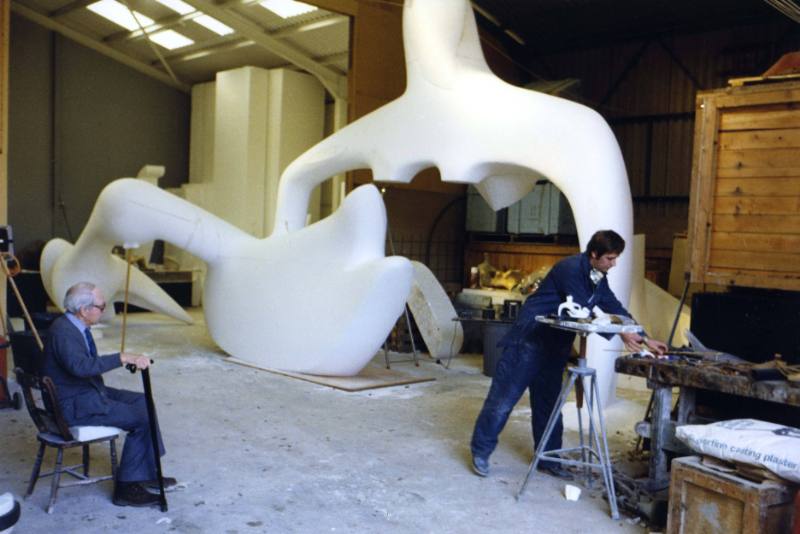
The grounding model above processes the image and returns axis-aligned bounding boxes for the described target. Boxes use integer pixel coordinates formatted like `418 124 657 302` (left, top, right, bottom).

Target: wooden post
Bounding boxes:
0 0 10 384
120 248 133 353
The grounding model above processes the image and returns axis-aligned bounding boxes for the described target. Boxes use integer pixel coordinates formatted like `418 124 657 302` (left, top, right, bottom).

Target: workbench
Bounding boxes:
615 356 800 489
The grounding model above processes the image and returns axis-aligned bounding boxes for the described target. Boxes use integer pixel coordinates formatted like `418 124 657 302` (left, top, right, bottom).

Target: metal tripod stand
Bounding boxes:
516 316 643 520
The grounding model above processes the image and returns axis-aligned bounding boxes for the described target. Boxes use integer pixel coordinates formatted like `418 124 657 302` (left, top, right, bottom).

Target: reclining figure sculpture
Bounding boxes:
41 0 632 380
41 180 412 376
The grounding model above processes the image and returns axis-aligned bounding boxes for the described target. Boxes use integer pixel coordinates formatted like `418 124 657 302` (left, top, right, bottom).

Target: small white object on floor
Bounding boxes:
155 517 172 525
564 484 581 501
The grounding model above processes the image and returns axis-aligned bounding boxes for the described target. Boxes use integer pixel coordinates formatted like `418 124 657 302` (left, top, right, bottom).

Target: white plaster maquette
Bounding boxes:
274 0 633 400
41 179 413 376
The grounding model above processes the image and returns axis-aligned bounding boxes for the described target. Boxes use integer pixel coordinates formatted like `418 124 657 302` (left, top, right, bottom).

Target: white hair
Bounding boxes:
63 282 97 314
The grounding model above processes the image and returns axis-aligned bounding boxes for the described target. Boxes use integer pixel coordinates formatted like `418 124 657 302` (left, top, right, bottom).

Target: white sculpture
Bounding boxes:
42 179 413 376
40 0 632 383
274 0 633 398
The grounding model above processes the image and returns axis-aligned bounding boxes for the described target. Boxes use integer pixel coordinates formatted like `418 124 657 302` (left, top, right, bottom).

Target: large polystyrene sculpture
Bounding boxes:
41 179 413 375
274 0 634 401
40 0 632 385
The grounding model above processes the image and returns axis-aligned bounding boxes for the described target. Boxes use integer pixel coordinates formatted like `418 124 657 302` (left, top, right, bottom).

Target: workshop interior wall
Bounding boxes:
7 14 51 261
530 19 800 273
7 13 190 259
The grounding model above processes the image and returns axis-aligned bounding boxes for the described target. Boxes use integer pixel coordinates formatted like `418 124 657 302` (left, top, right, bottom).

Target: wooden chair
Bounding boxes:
14 368 121 514
9 330 45 376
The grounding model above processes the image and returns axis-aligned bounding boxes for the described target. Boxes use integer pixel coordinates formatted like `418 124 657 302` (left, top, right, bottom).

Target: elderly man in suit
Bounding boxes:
41 281 175 507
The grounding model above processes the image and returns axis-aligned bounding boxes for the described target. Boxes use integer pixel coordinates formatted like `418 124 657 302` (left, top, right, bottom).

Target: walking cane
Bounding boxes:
120 244 168 512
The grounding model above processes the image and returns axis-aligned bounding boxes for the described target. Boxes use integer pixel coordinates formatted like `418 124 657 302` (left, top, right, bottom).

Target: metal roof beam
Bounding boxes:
11 1 190 92
104 0 263 43
154 36 253 65
105 10 202 43
182 0 346 99
108 9 344 46
50 0 95 19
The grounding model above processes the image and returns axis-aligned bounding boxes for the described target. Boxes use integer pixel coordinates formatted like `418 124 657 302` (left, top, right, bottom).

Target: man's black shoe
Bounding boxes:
537 464 574 480
472 455 489 477
113 482 161 507
143 477 178 492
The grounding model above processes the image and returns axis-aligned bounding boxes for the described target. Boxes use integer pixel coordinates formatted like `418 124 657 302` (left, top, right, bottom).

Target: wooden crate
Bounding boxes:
687 80 800 291
667 456 796 534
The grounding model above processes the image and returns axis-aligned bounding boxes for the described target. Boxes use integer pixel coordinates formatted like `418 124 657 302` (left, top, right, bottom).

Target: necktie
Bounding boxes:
84 328 99 358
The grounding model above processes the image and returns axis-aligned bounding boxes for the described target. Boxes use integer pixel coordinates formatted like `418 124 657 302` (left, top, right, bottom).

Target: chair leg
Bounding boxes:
26 441 47 497
47 447 64 514
82 444 90 477
109 438 118 480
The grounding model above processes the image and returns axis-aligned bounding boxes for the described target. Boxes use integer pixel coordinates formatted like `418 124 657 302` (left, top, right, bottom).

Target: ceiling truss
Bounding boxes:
11 0 349 98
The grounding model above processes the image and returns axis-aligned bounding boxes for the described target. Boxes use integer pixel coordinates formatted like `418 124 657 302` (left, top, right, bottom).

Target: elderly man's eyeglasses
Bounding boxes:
89 303 106 312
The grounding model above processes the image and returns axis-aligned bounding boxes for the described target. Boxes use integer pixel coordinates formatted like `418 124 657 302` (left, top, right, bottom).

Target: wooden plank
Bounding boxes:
720 108 800 131
717 147 800 170
713 196 800 215
348 0 404 119
728 73 800 87
719 129 800 150
714 85 800 108
687 94 719 283
712 214 800 234
226 357 435 392
708 249 800 273
715 177 800 196
717 165 800 178
711 231 800 253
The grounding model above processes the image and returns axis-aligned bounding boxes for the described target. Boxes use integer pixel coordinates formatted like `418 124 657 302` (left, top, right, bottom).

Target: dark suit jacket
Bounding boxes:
41 314 122 424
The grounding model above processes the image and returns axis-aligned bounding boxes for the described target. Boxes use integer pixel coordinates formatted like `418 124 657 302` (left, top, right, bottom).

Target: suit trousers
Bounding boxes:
70 387 165 483
470 336 571 469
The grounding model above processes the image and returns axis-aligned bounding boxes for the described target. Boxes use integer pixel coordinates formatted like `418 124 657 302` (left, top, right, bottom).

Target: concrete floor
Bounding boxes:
1 310 651 533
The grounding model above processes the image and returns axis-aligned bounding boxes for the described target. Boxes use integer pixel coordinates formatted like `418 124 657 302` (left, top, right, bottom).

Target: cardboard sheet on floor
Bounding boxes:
225 357 436 391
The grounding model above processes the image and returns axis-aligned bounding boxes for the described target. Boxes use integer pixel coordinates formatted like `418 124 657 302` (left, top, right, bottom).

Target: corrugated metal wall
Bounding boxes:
535 19 800 252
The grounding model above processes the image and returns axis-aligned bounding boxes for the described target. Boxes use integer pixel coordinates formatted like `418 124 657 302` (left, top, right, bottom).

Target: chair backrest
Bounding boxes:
14 367 74 441
10 331 47 376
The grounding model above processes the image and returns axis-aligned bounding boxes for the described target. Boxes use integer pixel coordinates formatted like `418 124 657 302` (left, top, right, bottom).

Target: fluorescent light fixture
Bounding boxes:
155 0 194 16
194 15 234 36
259 0 318 19
149 29 194 50
87 0 154 31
